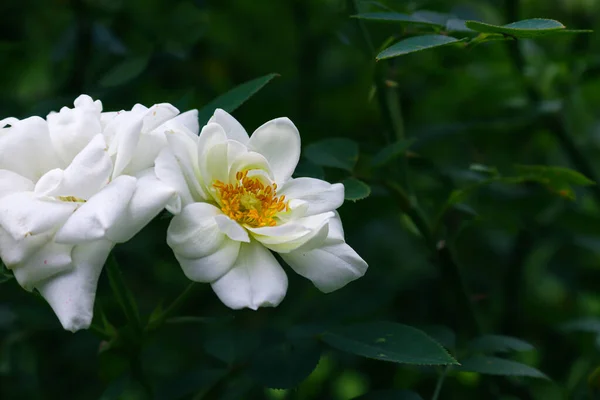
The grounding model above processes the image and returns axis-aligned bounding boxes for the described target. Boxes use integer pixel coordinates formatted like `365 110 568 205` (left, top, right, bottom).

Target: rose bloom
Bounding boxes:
157 109 368 309
0 95 197 331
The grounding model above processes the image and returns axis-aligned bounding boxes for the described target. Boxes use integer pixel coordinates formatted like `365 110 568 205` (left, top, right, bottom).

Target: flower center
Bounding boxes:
213 170 289 228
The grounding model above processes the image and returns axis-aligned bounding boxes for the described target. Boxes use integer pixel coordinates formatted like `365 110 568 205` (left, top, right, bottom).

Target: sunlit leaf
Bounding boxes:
457 356 548 379
343 178 371 202
197 73 279 126
305 138 359 171
322 321 458 365
377 35 465 60
514 164 594 200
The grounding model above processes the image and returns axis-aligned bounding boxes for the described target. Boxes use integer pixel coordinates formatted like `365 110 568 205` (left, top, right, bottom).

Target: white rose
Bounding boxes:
157 109 368 310
0 95 197 332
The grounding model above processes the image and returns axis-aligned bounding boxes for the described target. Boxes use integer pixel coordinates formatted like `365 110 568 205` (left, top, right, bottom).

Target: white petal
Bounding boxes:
0 170 34 198
54 176 136 244
0 192 77 240
167 203 240 282
155 148 193 212
0 116 62 181
279 178 344 216
12 241 74 291
248 118 300 185
197 123 229 186
209 109 249 143
47 96 103 164
37 239 114 332
248 212 334 253
141 103 179 133
123 130 168 175
281 217 367 293
0 227 55 266
106 170 176 243
105 108 145 178
214 215 250 242
170 109 199 134
34 134 112 200
166 128 207 201
211 240 288 310
228 151 273 183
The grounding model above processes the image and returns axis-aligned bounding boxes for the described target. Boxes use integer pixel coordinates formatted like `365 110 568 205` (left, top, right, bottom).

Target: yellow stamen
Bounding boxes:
213 170 289 228
58 195 86 203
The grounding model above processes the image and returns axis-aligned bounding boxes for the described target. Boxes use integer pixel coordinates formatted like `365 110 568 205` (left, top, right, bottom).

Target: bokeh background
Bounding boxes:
2 0 600 399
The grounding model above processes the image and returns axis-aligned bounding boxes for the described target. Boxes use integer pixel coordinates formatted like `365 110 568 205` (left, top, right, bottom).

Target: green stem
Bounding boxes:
89 323 112 340
431 366 450 400
384 181 482 337
147 282 198 331
106 254 142 337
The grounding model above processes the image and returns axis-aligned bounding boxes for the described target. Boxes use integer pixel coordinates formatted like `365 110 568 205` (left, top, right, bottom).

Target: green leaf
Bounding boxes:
322 321 458 365
352 12 443 28
371 139 415 168
99 55 150 88
377 35 465 60
249 338 321 389
513 164 595 200
468 335 535 354
457 356 549 379
353 389 424 400
465 19 567 38
197 73 279 126
343 178 371 202
304 138 359 171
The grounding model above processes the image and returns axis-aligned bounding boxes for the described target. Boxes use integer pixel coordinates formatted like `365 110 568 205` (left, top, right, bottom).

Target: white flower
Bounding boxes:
0 95 197 332
157 109 368 310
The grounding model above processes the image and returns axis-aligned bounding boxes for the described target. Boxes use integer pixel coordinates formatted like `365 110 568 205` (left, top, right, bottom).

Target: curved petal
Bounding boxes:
170 109 199 135
0 192 77 240
197 123 229 187
228 151 273 183
106 170 176 243
154 148 194 211
47 95 103 165
211 240 288 310
0 170 34 198
281 220 368 293
12 241 74 291
209 109 249 144
167 203 240 282
124 130 168 175
54 176 137 244
278 178 344 216
248 212 334 253
248 118 300 185
0 227 55 267
141 103 179 133
214 215 250 242
166 128 207 201
0 116 62 181
34 134 112 200
105 108 145 178
37 239 113 332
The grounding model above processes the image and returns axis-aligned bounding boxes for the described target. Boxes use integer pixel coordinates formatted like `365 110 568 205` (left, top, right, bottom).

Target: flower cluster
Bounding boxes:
0 95 368 332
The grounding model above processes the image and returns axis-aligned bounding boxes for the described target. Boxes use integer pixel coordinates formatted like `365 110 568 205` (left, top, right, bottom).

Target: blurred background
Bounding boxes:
2 0 600 399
